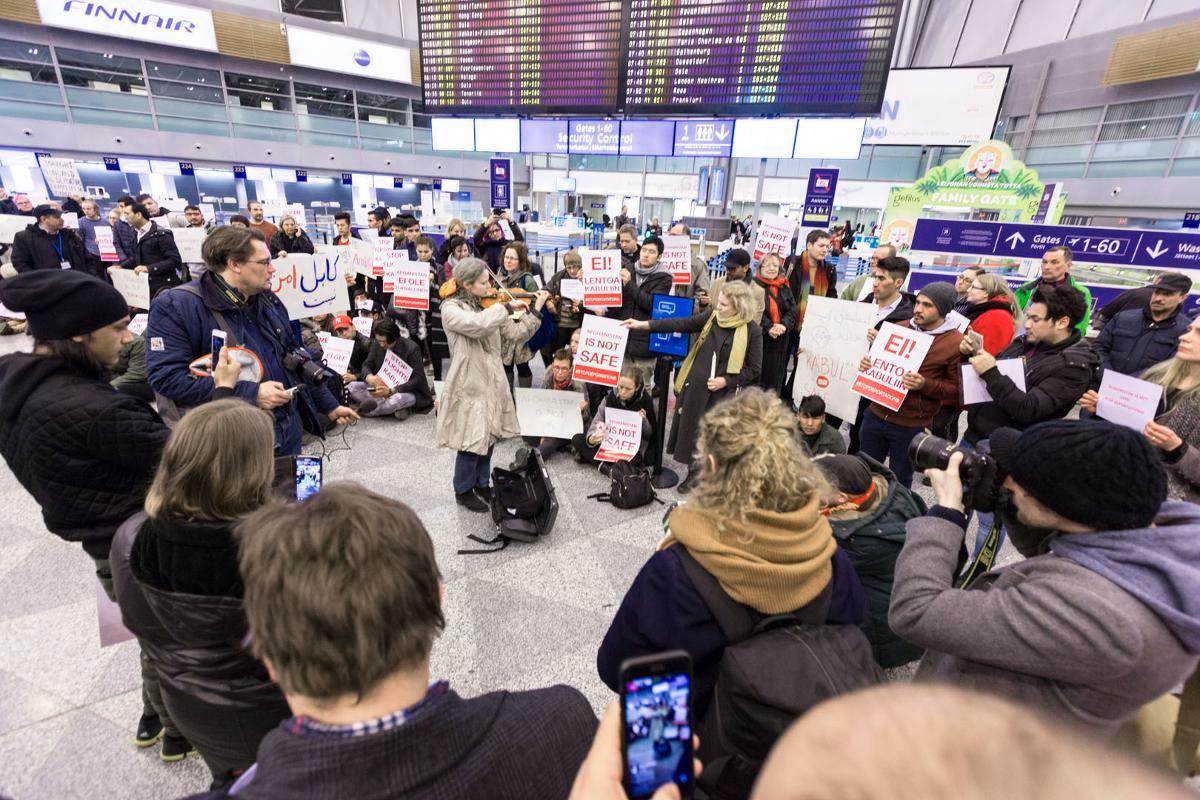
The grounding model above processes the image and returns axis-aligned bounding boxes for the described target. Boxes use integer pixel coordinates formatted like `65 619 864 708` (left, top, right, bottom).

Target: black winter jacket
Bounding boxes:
0 353 168 557
1094 307 1190 378
965 333 1099 443
268 229 315 256
119 222 185 297
360 335 433 410
618 268 674 359
10 223 89 273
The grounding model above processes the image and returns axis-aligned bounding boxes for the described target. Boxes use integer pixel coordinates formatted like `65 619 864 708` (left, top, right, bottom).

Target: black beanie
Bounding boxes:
918 281 958 318
989 419 1167 531
816 454 874 496
0 271 130 340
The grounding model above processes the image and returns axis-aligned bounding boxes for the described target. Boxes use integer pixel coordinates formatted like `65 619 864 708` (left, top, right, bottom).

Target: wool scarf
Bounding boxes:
795 252 832 326
659 497 835 614
673 310 750 394
756 274 788 326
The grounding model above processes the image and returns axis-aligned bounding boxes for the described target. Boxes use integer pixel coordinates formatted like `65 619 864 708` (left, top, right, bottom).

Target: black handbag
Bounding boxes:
588 460 662 509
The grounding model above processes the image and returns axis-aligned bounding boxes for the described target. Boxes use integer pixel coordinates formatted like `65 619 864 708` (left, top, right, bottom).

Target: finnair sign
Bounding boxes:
37 0 219 51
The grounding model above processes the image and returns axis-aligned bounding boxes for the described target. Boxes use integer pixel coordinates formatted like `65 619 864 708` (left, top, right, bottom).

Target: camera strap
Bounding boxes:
956 518 1002 589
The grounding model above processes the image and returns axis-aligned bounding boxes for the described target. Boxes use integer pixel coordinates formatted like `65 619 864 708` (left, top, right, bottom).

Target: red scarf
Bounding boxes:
796 252 832 326
757 274 788 325
552 374 573 391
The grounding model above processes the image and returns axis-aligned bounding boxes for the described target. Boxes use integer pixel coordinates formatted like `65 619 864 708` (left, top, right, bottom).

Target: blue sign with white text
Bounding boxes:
295 169 307 182
673 120 734 158
490 158 512 210
912 218 1200 271
801 168 840 227
103 156 121 172
232 165 246 179
341 172 352 185
1185 212 1200 230
649 294 695 358
178 161 194 176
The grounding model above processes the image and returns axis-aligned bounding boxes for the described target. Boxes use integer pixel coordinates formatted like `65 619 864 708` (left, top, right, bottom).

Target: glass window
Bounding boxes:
225 72 290 111
294 82 354 119
0 38 56 83
147 60 223 105
1103 96 1191 123
56 48 141 73
56 48 145 92
1098 118 1185 141
146 61 219 84
150 80 223 104
282 0 344 23
359 92 410 125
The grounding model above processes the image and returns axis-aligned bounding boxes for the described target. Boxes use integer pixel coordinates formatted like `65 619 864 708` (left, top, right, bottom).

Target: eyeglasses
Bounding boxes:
970 284 985 291
242 258 272 267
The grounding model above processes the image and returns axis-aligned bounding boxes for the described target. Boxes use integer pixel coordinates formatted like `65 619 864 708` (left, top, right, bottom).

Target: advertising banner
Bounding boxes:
800 168 839 228
490 158 512 210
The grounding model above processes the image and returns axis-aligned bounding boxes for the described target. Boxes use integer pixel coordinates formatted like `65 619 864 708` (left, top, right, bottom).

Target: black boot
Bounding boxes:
677 469 700 495
456 491 488 512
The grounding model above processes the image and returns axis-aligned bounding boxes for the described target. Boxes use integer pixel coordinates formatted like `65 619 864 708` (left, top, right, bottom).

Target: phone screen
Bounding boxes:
294 456 322 502
622 656 693 799
211 329 226 368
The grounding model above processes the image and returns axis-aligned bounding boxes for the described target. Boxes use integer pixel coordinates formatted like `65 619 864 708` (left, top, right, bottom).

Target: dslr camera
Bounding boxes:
283 348 330 387
909 434 1005 511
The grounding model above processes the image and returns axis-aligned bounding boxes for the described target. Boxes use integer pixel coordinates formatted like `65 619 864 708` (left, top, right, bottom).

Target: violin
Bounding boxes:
478 262 542 315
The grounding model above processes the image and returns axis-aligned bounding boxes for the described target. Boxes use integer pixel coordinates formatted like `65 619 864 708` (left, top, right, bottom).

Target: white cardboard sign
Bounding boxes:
95 225 119 262
960 359 1026 405
660 235 692 286
377 349 413 388
319 334 355 374
390 259 431 311
0 215 29 245
1097 371 1163 433
127 313 148 336
792 296 875 420
38 157 85 198
110 269 151 309
271 253 350 321
851 322 934 412
560 278 585 302
172 227 207 263
515 387 585 440
595 407 643 462
751 213 797 263
580 248 622 308
573 314 628 387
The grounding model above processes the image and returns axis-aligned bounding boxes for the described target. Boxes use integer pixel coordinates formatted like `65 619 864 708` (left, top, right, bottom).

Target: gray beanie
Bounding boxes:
918 281 958 318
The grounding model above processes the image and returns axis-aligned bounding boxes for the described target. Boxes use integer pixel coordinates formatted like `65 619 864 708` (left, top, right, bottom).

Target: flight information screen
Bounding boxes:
624 0 901 116
418 0 624 114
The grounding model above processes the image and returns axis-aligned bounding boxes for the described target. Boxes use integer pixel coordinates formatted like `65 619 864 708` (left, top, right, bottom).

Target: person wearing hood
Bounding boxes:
624 279 763 493
891 419 1200 736
597 388 868 719
0 270 240 759
961 285 1098 555
856 281 964 489
110 398 291 785
816 454 926 668
616 235 674 389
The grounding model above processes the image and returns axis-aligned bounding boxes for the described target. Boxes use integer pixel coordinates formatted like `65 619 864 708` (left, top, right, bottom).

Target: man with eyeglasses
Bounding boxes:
145 226 358 455
959 284 1098 555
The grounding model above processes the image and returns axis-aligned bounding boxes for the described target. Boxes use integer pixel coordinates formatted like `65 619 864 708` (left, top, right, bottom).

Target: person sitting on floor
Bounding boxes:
797 394 847 456
346 318 432 420
513 348 589 468
572 365 655 469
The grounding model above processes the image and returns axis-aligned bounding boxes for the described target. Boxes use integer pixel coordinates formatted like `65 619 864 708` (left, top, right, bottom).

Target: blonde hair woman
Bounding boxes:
624 279 762 492
959 272 1019 357
109 399 289 785
596 388 867 736
437 257 547 511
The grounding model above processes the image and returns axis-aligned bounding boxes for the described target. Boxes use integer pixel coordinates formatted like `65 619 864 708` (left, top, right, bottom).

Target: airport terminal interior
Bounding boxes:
2 0 1200 797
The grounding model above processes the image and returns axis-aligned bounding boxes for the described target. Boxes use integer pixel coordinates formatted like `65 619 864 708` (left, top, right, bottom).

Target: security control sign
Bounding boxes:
911 218 1200 271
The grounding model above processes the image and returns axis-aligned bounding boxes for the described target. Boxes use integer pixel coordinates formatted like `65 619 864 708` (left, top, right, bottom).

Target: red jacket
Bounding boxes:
868 320 964 428
965 299 1016 356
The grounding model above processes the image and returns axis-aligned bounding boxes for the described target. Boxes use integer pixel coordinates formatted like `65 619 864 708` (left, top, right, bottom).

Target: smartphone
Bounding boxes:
211 329 227 369
294 455 322 502
620 651 694 800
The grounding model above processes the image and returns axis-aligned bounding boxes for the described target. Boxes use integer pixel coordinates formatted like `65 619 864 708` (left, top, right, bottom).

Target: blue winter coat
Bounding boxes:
144 272 339 455
1094 306 1190 378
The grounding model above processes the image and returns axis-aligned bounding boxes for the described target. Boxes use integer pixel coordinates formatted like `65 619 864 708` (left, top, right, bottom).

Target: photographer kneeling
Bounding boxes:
145 226 357 454
890 419 1200 735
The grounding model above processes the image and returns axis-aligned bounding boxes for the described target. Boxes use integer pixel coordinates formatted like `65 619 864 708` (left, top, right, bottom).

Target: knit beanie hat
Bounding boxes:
989 419 1167 531
0 270 129 340
918 281 958 318
815 455 873 496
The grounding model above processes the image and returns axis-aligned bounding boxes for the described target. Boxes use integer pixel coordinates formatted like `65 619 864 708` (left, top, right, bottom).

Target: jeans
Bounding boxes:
453 447 494 494
347 382 416 417
959 437 1006 557
858 411 923 489
93 556 180 738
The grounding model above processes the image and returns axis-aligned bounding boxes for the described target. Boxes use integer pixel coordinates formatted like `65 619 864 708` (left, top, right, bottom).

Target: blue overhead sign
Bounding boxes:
911 218 1200 272
1185 212 1200 230
103 156 121 171
801 167 839 227
672 119 733 157
178 161 195 176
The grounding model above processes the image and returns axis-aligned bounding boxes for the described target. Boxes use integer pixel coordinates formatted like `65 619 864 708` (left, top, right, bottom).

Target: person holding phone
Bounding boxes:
110 398 290 784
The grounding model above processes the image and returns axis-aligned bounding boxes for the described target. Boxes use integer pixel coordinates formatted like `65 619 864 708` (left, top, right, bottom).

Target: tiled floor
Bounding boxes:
0 331 1010 798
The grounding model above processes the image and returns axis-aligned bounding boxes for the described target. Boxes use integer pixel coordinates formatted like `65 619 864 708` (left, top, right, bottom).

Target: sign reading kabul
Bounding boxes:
912 218 1200 272
878 140 1050 255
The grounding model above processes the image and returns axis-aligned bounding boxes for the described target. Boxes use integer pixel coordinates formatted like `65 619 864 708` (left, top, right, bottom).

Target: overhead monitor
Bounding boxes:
418 0 624 115
556 177 577 192
474 118 521 152
623 0 901 116
618 120 675 156
792 118 866 160
863 66 1011 146
731 119 797 158
430 118 475 151
521 119 569 154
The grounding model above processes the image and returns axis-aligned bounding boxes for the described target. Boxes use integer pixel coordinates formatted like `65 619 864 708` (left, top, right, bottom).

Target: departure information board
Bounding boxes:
624 0 901 116
418 0 624 115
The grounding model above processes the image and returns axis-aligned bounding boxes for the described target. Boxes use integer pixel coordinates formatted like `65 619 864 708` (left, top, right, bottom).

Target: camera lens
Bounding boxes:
909 433 958 473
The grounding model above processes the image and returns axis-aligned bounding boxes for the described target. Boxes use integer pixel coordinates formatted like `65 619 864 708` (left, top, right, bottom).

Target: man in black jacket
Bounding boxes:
619 235 673 388
345 317 433 420
111 202 185 298
10 205 89 272
1093 272 1191 377
183 483 597 800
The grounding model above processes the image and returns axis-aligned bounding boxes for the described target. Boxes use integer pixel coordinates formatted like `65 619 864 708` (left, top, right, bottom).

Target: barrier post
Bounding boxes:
650 356 679 489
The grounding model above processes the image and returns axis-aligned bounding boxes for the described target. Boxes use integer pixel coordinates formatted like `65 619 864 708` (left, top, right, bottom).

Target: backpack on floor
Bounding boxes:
675 547 883 800
459 448 558 554
588 460 662 510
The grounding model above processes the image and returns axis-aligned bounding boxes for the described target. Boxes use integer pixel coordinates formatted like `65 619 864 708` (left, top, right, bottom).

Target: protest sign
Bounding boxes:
960 359 1026 405
560 278 585 302
792 296 875 420
377 250 409 292
499 219 514 240
95 225 119 262
353 316 374 338
0 215 27 245
595 407 643 462
271 252 350 320
38 157 85 197
751 214 797 262
285 203 307 229
660 235 692 286
515 387 585 440
61 212 78 229
389 259 430 310
377 349 413 388
1097 371 1163 432
851 321 933 412
573 315 628 387
580 248 622 308
128 313 148 336
335 238 374 276
371 239 394 277
946 310 971 332
319 335 356 374
172 227 207 263
110 269 151 309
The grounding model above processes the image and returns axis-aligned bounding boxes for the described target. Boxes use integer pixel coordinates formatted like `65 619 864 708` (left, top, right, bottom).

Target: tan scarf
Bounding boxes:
659 496 835 614
673 310 751 394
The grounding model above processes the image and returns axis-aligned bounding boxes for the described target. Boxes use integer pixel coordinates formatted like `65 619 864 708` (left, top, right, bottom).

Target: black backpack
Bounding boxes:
675 547 883 800
459 448 558 554
588 460 662 509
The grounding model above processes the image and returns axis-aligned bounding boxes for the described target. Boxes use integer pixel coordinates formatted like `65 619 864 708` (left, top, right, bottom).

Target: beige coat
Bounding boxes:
437 298 539 454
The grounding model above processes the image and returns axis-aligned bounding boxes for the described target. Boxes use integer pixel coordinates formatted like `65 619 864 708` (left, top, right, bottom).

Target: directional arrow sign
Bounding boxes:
911 218 1200 272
